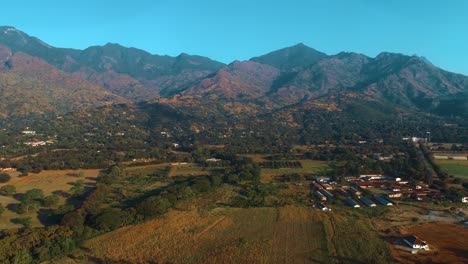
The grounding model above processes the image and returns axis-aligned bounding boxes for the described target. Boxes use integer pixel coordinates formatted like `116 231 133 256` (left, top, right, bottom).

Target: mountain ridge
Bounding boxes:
0 25 467 124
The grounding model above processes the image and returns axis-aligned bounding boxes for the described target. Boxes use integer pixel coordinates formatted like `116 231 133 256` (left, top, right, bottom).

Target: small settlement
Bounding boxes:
312 173 444 210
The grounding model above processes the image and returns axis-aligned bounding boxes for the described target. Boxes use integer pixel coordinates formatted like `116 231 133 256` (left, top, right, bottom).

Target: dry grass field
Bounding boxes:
372 202 467 264
391 222 468 264
0 169 99 229
81 206 332 264
80 204 391 264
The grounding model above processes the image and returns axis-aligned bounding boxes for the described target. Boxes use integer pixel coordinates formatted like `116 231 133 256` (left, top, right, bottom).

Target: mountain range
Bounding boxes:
1 25 467 127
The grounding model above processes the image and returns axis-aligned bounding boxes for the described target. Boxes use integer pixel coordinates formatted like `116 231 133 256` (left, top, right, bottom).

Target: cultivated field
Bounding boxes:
80 205 392 264
435 159 468 179
0 169 99 229
261 160 329 181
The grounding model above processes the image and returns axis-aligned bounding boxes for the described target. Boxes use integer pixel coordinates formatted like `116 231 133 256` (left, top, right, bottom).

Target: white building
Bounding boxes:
403 235 429 250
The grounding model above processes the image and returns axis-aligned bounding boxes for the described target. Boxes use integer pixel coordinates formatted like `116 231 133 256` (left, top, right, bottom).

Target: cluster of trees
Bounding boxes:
11 189 60 214
231 184 280 208
0 225 79 263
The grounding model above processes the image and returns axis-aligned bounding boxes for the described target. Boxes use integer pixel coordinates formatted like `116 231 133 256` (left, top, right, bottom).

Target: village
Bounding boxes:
312 174 447 210
310 171 467 254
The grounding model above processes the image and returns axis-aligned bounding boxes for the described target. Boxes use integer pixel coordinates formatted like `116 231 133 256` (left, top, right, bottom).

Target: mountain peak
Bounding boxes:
293 42 307 48
250 43 328 71
1 26 15 32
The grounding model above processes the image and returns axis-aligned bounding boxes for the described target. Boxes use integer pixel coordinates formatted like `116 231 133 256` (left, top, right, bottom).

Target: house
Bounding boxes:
384 196 397 205
347 187 362 196
316 203 331 211
316 177 331 182
375 155 393 161
403 235 429 250
411 137 427 143
374 195 393 206
205 158 221 162
319 189 334 199
320 183 333 190
359 196 376 207
412 191 428 198
24 141 47 147
345 198 360 208
316 191 327 201
359 174 385 180
433 155 449 160
313 182 324 190
389 192 402 198
353 181 371 189
22 130 36 135
452 156 468 161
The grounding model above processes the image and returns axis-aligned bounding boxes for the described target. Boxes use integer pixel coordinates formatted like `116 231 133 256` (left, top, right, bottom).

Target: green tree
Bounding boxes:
110 165 126 178
15 217 32 228
0 172 11 183
42 194 60 208
93 209 124 232
70 180 85 196
180 186 195 199
0 185 16 196
136 196 172 219
15 200 40 214
23 188 44 202
61 211 85 235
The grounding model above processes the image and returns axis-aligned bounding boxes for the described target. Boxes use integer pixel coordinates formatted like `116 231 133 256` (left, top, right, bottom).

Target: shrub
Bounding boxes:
0 185 16 196
42 195 60 208
0 172 11 183
136 196 172 219
93 209 124 232
23 188 44 202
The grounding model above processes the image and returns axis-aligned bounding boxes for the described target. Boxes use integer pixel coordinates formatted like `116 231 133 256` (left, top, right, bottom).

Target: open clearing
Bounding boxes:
81 205 391 264
0 169 99 229
169 163 211 177
435 159 468 179
242 154 270 163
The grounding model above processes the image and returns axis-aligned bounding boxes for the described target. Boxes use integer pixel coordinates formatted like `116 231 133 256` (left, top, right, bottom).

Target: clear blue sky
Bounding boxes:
1 0 467 74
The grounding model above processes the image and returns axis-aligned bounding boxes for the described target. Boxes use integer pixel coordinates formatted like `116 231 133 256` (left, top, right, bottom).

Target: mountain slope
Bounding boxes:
0 26 225 100
0 49 127 119
184 61 280 99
